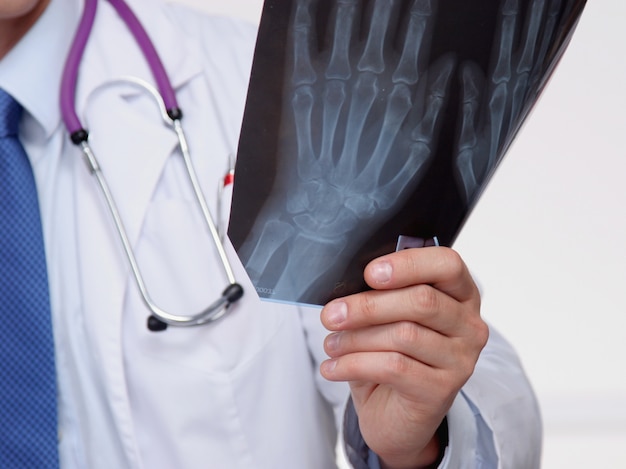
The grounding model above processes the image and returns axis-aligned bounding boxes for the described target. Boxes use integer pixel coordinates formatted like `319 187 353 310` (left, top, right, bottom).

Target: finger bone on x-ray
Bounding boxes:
325 0 358 80
392 0 433 85
357 0 395 74
291 0 317 86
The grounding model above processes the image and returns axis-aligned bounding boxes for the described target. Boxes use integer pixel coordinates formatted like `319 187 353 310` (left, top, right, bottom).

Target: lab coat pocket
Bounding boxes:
123 196 287 375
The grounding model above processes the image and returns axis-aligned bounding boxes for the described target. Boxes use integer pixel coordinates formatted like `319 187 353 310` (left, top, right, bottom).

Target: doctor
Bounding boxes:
0 0 541 467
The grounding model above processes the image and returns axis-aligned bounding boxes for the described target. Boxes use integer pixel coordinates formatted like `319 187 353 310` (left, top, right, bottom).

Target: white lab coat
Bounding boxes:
58 2 349 467
2 0 542 467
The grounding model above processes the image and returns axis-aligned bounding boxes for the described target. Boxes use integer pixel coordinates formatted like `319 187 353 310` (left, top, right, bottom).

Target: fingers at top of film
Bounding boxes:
295 0 437 84
364 0 436 81
492 0 559 84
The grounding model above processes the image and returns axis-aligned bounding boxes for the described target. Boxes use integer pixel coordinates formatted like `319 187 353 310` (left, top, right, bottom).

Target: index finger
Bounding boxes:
364 246 478 303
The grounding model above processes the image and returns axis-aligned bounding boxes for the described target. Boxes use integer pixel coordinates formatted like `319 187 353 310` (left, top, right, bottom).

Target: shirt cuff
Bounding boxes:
366 449 382 469
439 391 498 468
342 397 367 468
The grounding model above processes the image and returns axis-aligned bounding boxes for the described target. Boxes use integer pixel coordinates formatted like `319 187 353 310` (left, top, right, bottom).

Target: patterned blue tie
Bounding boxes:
0 88 60 468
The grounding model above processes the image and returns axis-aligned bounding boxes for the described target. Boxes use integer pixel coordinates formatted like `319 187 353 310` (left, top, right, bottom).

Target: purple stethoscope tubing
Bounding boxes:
60 0 179 139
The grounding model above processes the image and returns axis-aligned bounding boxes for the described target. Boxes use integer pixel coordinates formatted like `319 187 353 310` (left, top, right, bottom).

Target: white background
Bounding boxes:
173 0 626 466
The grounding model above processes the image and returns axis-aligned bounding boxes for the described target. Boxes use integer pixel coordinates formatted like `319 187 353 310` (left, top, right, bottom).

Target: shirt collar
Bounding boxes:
0 0 80 138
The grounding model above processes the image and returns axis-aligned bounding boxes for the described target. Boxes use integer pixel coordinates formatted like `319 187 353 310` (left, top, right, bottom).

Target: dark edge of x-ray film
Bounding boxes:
229 0 587 306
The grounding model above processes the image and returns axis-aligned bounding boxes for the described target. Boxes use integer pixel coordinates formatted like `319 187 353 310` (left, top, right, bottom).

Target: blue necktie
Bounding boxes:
0 88 60 468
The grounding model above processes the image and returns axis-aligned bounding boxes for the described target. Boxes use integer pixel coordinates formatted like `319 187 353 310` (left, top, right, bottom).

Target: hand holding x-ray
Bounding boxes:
239 0 454 303
455 0 568 203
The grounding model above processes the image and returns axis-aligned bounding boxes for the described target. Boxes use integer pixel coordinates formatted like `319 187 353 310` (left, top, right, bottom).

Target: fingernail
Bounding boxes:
370 260 392 284
324 301 347 327
321 359 337 374
325 333 341 353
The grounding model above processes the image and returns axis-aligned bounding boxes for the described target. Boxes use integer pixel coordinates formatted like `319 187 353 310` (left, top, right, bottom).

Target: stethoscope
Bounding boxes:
60 0 244 331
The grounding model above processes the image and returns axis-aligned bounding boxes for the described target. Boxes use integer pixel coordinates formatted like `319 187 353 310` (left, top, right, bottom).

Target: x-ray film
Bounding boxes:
229 0 587 306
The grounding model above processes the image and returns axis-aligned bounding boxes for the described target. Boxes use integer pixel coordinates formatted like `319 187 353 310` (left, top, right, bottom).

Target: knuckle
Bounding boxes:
465 314 490 351
450 371 472 390
385 352 412 378
340 331 358 353
431 368 460 396
358 293 379 323
451 330 488 383
336 354 361 378
440 248 466 278
443 351 474 388
474 319 490 350
460 356 478 383
408 284 438 314
456 348 478 380
392 321 422 348
473 289 483 310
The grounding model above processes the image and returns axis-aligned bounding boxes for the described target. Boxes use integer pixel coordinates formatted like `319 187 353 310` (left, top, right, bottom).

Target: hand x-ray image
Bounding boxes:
229 0 586 306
